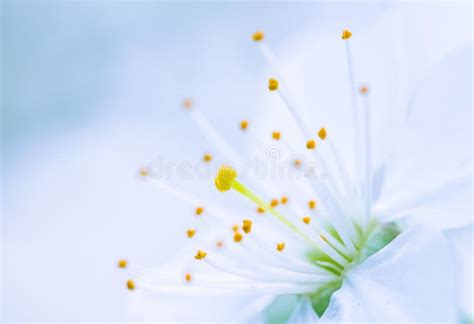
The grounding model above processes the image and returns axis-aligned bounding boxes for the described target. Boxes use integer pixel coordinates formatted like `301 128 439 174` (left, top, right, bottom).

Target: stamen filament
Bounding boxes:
343 32 363 197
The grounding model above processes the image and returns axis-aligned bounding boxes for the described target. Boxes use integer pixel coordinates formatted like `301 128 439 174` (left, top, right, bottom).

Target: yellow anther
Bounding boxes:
216 240 224 248
194 250 207 260
308 200 316 209
359 85 369 95
242 219 253 234
118 259 127 268
318 127 327 140
276 242 285 252
215 165 237 192
294 159 302 167
195 206 204 215
256 206 266 214
341 29 352 40
306 139 316 150
240 120 249 130
187 229 196 238
203 153 213 163
302 217 311 225
127 279 135 290
281 196 288 204
138 167 149 177
252 31 265 42
232 224 239 232
272 131 281 140
268 78 279 91
182 98 193 109
270 199 279 207
185 273 192 282
234 231 243 243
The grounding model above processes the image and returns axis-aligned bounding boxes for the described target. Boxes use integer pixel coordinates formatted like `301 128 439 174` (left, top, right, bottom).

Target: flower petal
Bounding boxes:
320 225 457 322
375 45 473 229
444 225 474 321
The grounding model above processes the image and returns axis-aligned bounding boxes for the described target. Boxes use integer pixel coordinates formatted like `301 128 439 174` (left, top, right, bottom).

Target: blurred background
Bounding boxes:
1 1 471 321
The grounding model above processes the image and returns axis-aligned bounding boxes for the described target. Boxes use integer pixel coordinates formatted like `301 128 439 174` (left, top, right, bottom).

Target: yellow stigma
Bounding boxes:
138 167 149 177
270 199 279 208
318 127 327 140
127 279 135 290
194 250 207 260
215 166 237 192
341 29 352 40
252 31 264 42
359 85 369 95
281 196 288 204
242 219 253 234
234 231 243 242
216 240 224 248
272 131 281 140
203 153 213 163
302 217 311 225
240 119 249 130
256 206 266 214
118 259 127 268
185 273 192 282
306 139 316 150
276 242 285 252
187 229 196 238
308 200 316 209
294 159 302 167
195 206 204 215
268 78 279 91
182 98 193 109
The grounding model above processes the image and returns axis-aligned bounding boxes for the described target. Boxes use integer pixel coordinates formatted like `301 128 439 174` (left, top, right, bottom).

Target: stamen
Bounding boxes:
302 217 311 225
341 29 352 40
242 220 253 234
138 167 149 177
195 206 204 215
359 85 369 94
318 127 327 140
342 28 363 197
256 207 266 214
194 250 207 260
118 259 127 268
272 131 281 140
127 279 135 290
216 240 224 248
360 84 372 222
280 196 288 204
234 232 243 242
308 200 316 209
252 31 264 42
306 140 316 150
187 229 196 238
276 242 285 252
232 224 239 232
182 98 193 109
240 119 249 130
268 78 279 91
185 273 192 282
203 153 213 163
294 159 302 168
270 199 279 207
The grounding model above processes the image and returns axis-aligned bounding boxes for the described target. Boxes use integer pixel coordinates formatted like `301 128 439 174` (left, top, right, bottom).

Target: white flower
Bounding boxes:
121 13 472 324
